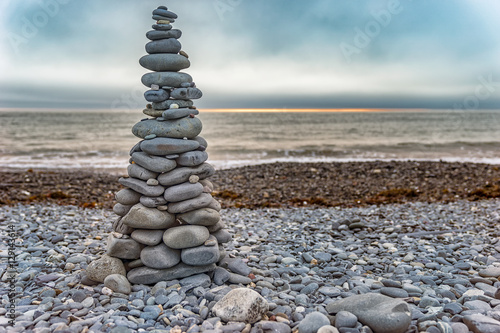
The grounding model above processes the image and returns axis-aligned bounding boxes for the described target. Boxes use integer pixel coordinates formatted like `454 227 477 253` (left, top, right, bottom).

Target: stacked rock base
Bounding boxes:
96 6 231 285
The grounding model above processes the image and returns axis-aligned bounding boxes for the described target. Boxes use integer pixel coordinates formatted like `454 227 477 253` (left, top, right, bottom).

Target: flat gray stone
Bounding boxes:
380 287 409 298
86 255 126 283
326 293 411 333
142 71 192 88
179 274 211 288
164 182 204 202
167 193 213 214
208 220 226 233
121 203 176 229
146 29 182 40
115 188 141 205
153 99 193 110
158 163 215 186
106 235 142 260
299 312 331 333
152 8 178 18
144 89 170 103
170 87 203 99
140 54 190 72
163 225 210 249
140 243 181 269
211 229 232 243
478 266 500 278
131 152 177 173
140 137 200 156
119 177 165 196
181 237 220 266
112 217 134 235
140 195 167 208
177 208 220 226
104 274 131 294
463 314 500 333
132 117 202 139
162 108 199 120
152 23 172 31
256 322 291 333
146 38 182 54
212 288 269 324
131 229 165 246
193 136 208 148
127 163 159 180
335 311 358 328
176 151 208 167
113 203 132 217
127 263 216 284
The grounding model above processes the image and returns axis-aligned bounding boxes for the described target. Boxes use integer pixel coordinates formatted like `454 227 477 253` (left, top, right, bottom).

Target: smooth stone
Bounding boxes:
299 312 331 333
208 220 226 233
119 177 165 196
167 193 213 214
144 134 157 140
179 273 211 288
162 108 199 120
144 89 170 103
152 23 172 31
163 225 210 249
146 29 181 40
380 287 409 298
158 163 215 186
127 263 216 284
132 117 202 139
146 178 158 185
107 234 142 260
131 152 177 173
140 243 181 269
257 321 291 333
140 137 200 156
181 237 220 266
143 108 165 117
115 188 141 205
140 54 190 72
121 203 176 229
128 163 159 181
318 326 340 333
212 288 269 324
152 15 174 22
152 8 178 18
142 71 192 88
104 274 131 295
206 198 222 212
170 88 203 100
112 217 134 235
145 38 181 54
177 208 220 226
152 99 193 110
211 229 232 243
131 229 165 246
213 267 231 285
164 182 204 202
139 196 168 208
463 313 500 333
478 267 500 278
113 203 132 217
326 294 411 333
86 255 126 283
176 151 208 167
335 311 358 328
463 300 491 311
449 322 469 333
193 136 208 148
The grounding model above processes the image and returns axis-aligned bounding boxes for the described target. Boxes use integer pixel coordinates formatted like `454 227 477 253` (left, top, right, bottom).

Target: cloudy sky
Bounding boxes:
1 0 499 110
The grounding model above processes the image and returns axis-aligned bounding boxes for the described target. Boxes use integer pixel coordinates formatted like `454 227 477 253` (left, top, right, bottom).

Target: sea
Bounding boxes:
1 109 499 172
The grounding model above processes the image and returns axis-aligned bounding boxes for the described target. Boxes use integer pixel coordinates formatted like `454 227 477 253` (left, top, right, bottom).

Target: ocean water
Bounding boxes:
0 109 499 171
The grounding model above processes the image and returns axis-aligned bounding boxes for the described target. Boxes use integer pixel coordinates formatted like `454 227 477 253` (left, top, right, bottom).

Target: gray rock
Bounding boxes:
119 176 166 196
211 229 232 243
146 29 181 40
170 88 203 100
380 287 409 298
181 238 220 265
167 193 213 214
106 234 142 260
121 203 176 229
463 300 491 312
208 220 226 233
127 263 216 284
153 99 193 110
179 273 211 288
113 203 132 217
256 321 291 333
177 208 220 226
140 54 190 72
144 89 170 103
158 163 215 186
449 322 469 333
163 225 210 249
104 274 131 294
176 151 208 167
127 163 159 180
131 152 177 173
419 296 441 308
335 311 358 328
299 311 331 333
146 38 182 54
225 258 251 276
131 229 164 246
139 195 167 208
478 266 500 278
162 108 199 120
163 182 204 202
86 255 126 283
112 217 134 235
152 23 172 31
318 326 340 333
140 243 181 269
132 117 202 139
213 267 230 285
326 293 411 333
141 71 192 88
153 8 178 18
193 136 208 148
212 288 269 324
115 188 141 205
463 313 500 333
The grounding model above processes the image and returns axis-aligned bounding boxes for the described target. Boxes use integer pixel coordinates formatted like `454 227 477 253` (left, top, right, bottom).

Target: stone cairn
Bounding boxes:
88 6 231 286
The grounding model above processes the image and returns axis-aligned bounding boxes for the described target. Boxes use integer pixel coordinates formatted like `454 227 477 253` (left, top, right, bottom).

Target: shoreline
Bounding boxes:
0 160 499 209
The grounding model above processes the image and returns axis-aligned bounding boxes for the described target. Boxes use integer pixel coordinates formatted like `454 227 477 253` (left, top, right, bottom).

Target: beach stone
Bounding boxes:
162 108 199 120
113 203 132 217
152 23 172 31
318 326 340 333
140 243 181 269
298 311 331 333
132 117 202 139
144 89 170 103
127 263 216 284
146 29 182 40
86 255 126 283
167 193 213 214
140 137 200 156
177 208 220 226
128 163 159 180
122 203 176 229
208 220 226 233
193 136 208 148
107 234 142 260
115 188 141 205
139 54 190 72
104 274 131 295
142 71 192 88
464 300 491 311
143 108 164 117
478 266 500 278
131 152 177 173
163 225 210 249
463 313 500 333
179 273 211 288
131 229 165 246
335 311 358 328
326 293 411 333
170 88 203 99
153 8 178 18
256 321 291 333
163 182 204 202
181 237 220 265
153 99 193 110
450 322 469 333
112 217 134 235
380 287 409 298
119 177 165 196
211 229 232 243
176 151 208 167
139 195 167 208
212 288 269 323
158 163 215 186
146 38 182 54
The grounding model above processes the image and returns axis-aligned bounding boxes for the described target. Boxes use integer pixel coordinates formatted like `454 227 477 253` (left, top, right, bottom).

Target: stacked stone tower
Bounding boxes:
90 5 231 285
